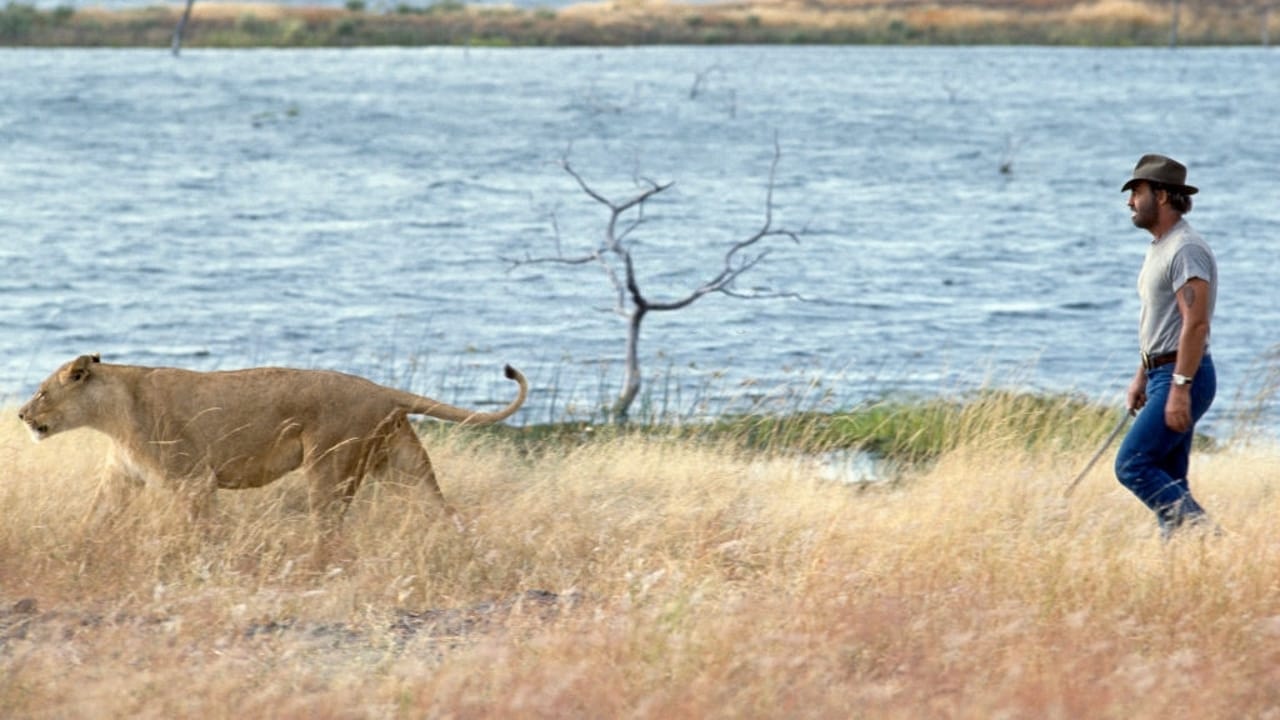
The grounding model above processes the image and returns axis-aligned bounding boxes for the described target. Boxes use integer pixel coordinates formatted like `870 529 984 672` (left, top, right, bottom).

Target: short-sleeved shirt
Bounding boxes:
1137 218 1216 357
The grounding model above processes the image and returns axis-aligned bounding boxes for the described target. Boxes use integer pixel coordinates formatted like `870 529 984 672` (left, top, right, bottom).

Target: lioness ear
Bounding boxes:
66 354 98 383
90 353 101 364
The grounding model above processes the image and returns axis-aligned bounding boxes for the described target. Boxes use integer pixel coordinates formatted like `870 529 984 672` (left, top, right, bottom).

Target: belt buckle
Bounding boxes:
1140 351 1152 370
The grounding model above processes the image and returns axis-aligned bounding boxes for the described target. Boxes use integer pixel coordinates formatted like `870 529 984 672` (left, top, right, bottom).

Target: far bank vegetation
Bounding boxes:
2 0 1279 47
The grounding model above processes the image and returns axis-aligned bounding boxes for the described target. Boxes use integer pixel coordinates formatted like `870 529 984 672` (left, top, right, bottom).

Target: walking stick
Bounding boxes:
1063 408 1133 498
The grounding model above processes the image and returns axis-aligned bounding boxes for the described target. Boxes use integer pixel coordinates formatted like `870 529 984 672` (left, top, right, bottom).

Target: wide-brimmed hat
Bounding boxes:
1121 154 1198 195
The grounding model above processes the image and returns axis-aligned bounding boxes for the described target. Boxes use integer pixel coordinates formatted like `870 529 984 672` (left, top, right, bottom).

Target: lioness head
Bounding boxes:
18 354 102 443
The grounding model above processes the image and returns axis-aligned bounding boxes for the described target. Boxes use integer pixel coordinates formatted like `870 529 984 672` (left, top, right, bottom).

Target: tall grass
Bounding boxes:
3 390 1279 717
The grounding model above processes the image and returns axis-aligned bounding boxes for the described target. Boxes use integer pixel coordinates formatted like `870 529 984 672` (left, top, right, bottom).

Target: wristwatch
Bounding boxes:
1172 373 1193 386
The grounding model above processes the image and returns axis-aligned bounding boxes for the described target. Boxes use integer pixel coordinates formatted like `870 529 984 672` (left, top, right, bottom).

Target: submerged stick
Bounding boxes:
171 0 196 56
1063 409 1132 498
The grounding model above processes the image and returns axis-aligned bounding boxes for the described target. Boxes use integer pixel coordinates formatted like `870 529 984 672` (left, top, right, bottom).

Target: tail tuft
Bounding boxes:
504 364 517 380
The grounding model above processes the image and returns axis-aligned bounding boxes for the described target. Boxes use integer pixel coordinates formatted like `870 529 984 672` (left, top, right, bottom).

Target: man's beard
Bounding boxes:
1131 201 1158 230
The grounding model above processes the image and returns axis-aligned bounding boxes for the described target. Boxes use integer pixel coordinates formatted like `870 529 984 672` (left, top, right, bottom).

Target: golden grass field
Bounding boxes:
3 399 1280 718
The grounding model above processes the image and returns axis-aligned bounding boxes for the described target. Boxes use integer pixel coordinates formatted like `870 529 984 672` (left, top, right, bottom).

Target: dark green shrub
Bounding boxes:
427 0 464 13
0 3 39 41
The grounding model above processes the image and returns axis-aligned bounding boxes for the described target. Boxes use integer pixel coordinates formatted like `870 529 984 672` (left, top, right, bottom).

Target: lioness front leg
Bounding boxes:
174 471 218 527
82 463 143 529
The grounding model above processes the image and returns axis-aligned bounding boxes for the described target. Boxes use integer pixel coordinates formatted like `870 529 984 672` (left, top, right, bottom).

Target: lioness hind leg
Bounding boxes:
300 468 363 569
387 420 464 531
305 470 362 541
299 433 371 558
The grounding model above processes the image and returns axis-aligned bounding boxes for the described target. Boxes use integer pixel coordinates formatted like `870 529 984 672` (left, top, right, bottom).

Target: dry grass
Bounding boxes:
6 0 1279 46
3 407 1280 718
560 0 1278 43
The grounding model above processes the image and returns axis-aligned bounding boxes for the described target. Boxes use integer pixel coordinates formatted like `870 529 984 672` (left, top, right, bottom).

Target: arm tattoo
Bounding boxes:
1182 285 1197 309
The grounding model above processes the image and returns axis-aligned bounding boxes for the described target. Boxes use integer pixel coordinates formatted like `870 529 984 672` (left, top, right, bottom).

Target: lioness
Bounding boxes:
18 354 527 540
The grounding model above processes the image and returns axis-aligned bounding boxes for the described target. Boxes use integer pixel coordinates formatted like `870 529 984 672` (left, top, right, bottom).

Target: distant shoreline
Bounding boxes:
2 0 1277 48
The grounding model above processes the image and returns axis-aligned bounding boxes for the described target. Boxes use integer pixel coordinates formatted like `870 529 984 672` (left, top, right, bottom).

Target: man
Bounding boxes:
1114 154 1217 537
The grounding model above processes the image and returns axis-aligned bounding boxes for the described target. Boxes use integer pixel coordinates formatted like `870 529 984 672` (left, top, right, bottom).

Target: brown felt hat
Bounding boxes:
1121 154 1198 195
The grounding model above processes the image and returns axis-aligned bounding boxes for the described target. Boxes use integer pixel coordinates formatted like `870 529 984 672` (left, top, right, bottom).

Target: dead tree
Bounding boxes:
689 64 723 99
509 140 800 422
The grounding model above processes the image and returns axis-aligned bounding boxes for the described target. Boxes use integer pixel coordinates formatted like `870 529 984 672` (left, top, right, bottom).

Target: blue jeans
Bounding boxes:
1114 355 1216 535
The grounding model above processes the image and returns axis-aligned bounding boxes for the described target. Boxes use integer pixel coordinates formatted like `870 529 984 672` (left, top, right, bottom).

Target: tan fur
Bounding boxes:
18 354 527 540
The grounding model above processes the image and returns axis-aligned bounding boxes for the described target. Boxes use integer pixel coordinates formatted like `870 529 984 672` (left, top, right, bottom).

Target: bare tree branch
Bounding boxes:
508 139 801 420
647 136 798 311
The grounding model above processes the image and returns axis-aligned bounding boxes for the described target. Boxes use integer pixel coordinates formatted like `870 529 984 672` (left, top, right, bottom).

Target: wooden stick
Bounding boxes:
1063 409 1132 498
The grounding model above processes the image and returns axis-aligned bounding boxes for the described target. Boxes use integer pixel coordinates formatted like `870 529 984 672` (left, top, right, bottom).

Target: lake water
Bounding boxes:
3 45 1279 434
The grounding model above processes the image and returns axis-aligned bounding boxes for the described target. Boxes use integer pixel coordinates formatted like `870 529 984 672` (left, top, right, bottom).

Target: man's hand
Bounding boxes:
1127 373 1148 413
1166 387 1192 433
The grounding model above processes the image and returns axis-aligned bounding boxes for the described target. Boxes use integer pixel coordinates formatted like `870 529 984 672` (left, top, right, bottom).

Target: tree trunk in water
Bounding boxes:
612 307 646 422
172 0 196 57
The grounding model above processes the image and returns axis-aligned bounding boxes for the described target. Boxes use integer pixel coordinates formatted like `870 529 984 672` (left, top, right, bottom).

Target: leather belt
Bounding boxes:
1142 351 1177 370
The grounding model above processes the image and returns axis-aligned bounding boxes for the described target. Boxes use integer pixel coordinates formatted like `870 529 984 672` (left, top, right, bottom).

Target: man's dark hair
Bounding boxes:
1154 183 1193 214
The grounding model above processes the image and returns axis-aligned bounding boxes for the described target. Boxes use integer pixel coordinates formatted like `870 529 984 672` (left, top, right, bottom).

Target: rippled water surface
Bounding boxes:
3 46 1279 431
